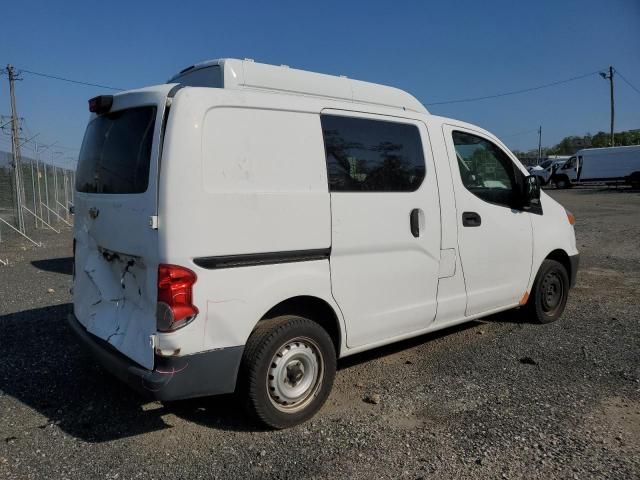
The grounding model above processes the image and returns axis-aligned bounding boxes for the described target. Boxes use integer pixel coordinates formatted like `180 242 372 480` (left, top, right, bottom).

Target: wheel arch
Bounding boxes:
543 249 572 283
551 173 570 187
258 295 343 355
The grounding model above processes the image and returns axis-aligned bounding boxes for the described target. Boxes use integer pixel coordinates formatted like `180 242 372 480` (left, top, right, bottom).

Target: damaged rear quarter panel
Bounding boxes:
73 211 158 370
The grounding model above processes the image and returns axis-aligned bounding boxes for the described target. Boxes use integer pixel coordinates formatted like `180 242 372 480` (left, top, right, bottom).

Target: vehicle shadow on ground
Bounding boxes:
0 303 258 442
0 304 531 442
479 308 529 324
337 321 482 370
31 257 73 275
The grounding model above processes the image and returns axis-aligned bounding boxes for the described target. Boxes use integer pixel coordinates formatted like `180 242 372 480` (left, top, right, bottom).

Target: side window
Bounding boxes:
452 131 522 208
320 115 425 192
562 157 576 170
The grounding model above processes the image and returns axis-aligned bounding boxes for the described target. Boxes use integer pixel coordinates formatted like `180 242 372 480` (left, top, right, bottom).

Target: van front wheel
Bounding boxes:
554 176 570 189
239 315 336 429
524 259 569 324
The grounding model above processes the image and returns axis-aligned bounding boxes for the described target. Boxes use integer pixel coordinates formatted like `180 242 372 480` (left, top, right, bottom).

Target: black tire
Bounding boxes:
524 259 569 324
239 315 336 429
554 176 569 189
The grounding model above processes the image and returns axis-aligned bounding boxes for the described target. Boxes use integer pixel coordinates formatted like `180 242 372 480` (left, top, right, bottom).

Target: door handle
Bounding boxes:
410 208 421 237
462 211 481 227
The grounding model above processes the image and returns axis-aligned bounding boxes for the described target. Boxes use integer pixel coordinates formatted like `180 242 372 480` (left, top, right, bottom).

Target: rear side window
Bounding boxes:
76 107 156 194
320 115 425 192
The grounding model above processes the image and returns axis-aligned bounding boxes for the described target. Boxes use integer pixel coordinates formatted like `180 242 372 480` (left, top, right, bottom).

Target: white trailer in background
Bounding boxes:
552 145 640 188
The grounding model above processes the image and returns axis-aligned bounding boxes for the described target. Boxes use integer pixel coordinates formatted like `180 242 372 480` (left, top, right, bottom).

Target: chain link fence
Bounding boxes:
0 150 74 251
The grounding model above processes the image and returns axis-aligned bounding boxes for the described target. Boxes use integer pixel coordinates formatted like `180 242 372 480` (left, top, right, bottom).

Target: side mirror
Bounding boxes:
525 175 541 204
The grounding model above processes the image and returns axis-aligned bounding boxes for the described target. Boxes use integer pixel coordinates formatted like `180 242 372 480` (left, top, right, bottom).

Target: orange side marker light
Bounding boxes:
566 210 576 225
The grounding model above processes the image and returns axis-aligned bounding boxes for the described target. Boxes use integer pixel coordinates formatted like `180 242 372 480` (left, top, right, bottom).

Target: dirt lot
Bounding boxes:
1 187 639 479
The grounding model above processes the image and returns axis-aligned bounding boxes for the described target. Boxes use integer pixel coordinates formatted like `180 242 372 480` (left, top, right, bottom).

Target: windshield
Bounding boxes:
539 160 553 169
75 107 156 194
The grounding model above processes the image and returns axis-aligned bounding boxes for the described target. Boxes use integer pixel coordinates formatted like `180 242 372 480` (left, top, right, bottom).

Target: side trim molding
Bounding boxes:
193 248 331 270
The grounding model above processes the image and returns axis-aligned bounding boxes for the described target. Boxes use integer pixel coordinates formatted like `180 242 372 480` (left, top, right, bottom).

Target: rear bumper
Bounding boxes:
67 314 244 401
569 253 580 288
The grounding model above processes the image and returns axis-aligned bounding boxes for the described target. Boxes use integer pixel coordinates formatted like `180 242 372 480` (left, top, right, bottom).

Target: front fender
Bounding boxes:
527 192 578 292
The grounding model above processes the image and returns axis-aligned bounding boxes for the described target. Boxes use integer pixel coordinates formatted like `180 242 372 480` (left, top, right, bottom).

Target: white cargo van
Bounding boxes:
551 145 640 188
69 59 579 428
528 157 570 184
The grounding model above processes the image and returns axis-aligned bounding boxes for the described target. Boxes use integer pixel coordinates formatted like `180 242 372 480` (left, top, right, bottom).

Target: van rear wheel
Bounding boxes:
239 315 336 429
524 259 569 324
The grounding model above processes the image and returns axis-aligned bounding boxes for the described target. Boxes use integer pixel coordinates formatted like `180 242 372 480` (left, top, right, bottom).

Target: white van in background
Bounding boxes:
69 59 579 428
552 145 640 188
528 157 570 184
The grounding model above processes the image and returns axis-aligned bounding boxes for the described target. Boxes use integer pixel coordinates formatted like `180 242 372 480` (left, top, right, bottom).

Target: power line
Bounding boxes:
426 69 603 106
16 67 124 91
1 61 635 157
21 119 78 151
615 69 640 96
4 62 631 106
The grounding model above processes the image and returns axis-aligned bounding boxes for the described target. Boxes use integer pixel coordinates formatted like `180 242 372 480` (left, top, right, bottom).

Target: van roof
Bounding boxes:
577 145 640 154
167 58 428 114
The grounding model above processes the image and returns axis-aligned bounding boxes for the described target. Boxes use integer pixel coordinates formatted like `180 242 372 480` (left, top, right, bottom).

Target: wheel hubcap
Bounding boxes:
267 337 323 413
540 270 563 314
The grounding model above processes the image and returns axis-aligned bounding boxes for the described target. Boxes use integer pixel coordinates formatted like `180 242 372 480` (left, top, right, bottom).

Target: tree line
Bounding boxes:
513 129 640 159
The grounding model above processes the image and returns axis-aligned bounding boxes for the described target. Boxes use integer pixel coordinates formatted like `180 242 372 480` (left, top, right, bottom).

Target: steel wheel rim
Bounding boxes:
267 336 324 413
540 270 564 314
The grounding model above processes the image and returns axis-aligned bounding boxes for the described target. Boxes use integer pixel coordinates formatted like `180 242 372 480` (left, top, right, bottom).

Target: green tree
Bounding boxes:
547 129 639 155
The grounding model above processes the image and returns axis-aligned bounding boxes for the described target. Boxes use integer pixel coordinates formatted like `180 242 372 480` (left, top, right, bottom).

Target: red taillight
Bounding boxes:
157 264 199 332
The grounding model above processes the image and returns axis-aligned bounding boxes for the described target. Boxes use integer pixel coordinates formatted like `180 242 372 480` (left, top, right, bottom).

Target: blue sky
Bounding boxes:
1 0 639 167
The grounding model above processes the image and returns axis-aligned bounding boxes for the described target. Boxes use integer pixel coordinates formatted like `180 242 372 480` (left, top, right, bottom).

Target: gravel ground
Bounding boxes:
0 187 639 479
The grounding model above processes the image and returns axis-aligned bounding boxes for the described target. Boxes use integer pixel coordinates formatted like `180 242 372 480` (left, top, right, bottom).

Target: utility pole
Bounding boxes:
6 65 26 232
609 66 615 147
600 66 615 147
537 126 542 164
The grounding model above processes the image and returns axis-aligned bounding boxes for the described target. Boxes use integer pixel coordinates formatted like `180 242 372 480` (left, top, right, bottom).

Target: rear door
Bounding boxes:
321 111 441 348
73 86 173 369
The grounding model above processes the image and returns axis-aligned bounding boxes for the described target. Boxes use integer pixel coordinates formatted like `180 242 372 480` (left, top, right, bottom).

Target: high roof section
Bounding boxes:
168 58 428 114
